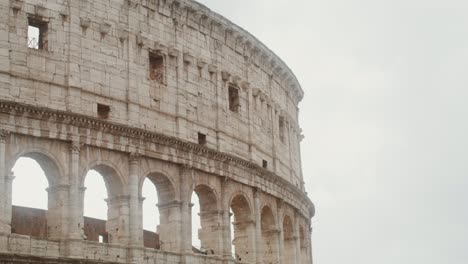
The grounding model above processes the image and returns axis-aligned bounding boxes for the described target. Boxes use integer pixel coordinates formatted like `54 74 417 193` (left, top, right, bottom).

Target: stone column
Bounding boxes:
46 184 70 240
277 200 285 264
67 141 83 240
3 172 14 232
106 195 130 245
179 165 193 254
0 130 9 234
221 178 233 260
198 209 223 255
157 200 183 252
128 152 142 247
294 213 301 264
127 152 143 263
232 219 256 263
254 189 262 264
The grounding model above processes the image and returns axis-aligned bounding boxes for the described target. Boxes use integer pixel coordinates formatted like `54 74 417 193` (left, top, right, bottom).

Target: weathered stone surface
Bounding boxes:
0 0 314 263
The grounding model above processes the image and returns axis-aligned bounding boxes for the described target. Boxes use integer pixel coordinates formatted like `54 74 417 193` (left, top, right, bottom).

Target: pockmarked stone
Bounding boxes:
0 0 314 263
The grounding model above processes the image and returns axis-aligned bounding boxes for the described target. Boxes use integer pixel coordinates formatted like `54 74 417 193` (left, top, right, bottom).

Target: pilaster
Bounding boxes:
179 164 193 254
67 140 83 240
294 212 301 264
277 199 285 264
254 188 262 264
106 195 131 245
221 178 233 259
0 130 9 234
128 152 142 247
157 200 183 252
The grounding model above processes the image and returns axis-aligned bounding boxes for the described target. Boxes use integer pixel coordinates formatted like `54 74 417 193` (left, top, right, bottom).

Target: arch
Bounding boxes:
299 224 307 264
141 171 177 251
191 184 222 255
9 151 65 240
230 193 255 263
283 215 294 239
81 161 125 198
143 172 176 204
282 215 296 264
261 205 276 231
261 205 279 264
229 192 252 222
8 149 64 186
82 163 127 245
193 184 219 213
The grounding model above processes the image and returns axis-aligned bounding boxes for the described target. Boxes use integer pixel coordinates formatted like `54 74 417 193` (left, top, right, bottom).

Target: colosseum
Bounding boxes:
0 0 314 263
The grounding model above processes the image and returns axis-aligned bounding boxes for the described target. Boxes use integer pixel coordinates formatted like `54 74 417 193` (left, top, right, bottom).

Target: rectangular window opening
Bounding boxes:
228 85 240 113
262 159 268 169
97 104 110 119
198 132 207 145
28 18 48 50
149 52 165 84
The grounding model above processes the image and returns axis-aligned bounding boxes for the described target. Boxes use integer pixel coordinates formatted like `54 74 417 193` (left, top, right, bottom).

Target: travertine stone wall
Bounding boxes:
0 0 314 264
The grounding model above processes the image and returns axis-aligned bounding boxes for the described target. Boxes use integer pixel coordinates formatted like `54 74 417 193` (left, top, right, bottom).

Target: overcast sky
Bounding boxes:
11 1 468 263
196 0 468 263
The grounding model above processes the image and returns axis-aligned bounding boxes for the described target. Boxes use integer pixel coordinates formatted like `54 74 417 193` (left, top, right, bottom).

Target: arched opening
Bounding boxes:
283 215 296 264
10 153 62 240
230 194 255 263
191 192 201 250
142 177 159 249
142 172 176 251
82 164 125 245
83 170 108 243
192 185 221 255
261 206 278 264
299 225 307 264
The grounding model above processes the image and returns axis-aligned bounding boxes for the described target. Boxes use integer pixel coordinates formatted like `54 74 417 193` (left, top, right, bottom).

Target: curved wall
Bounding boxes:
0 1 314 264
1 0 305 188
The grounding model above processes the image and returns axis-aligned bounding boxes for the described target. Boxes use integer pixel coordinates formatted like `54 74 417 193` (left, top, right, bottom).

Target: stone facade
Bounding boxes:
0 0 314 263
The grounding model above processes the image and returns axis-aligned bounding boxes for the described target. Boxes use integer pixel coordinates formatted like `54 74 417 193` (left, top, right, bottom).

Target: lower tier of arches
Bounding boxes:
0 105 313 264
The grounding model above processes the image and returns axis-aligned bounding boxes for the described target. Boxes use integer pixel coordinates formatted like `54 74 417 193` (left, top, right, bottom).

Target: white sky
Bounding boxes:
196 0 468 263
11 1 468 263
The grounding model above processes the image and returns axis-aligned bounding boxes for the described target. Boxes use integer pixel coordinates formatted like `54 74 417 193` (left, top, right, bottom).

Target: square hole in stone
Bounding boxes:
97 104 110 119
198 132 207 145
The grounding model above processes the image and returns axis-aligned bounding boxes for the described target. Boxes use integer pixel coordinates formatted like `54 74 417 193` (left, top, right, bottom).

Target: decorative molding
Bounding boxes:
0 100 313 216
0 130 10 143
70 141 81 154
129 152 141 164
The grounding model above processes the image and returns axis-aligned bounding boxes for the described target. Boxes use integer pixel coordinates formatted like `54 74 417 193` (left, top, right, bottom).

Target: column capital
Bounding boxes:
199 209 224 217
180 163 192 170
129 152 141 164
69 141 81 154
157 199 183 210
221 176 231 187
105 195 131 205
0 130 10 143
46 184 71 193
253 187 262 198
276 198 284 209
